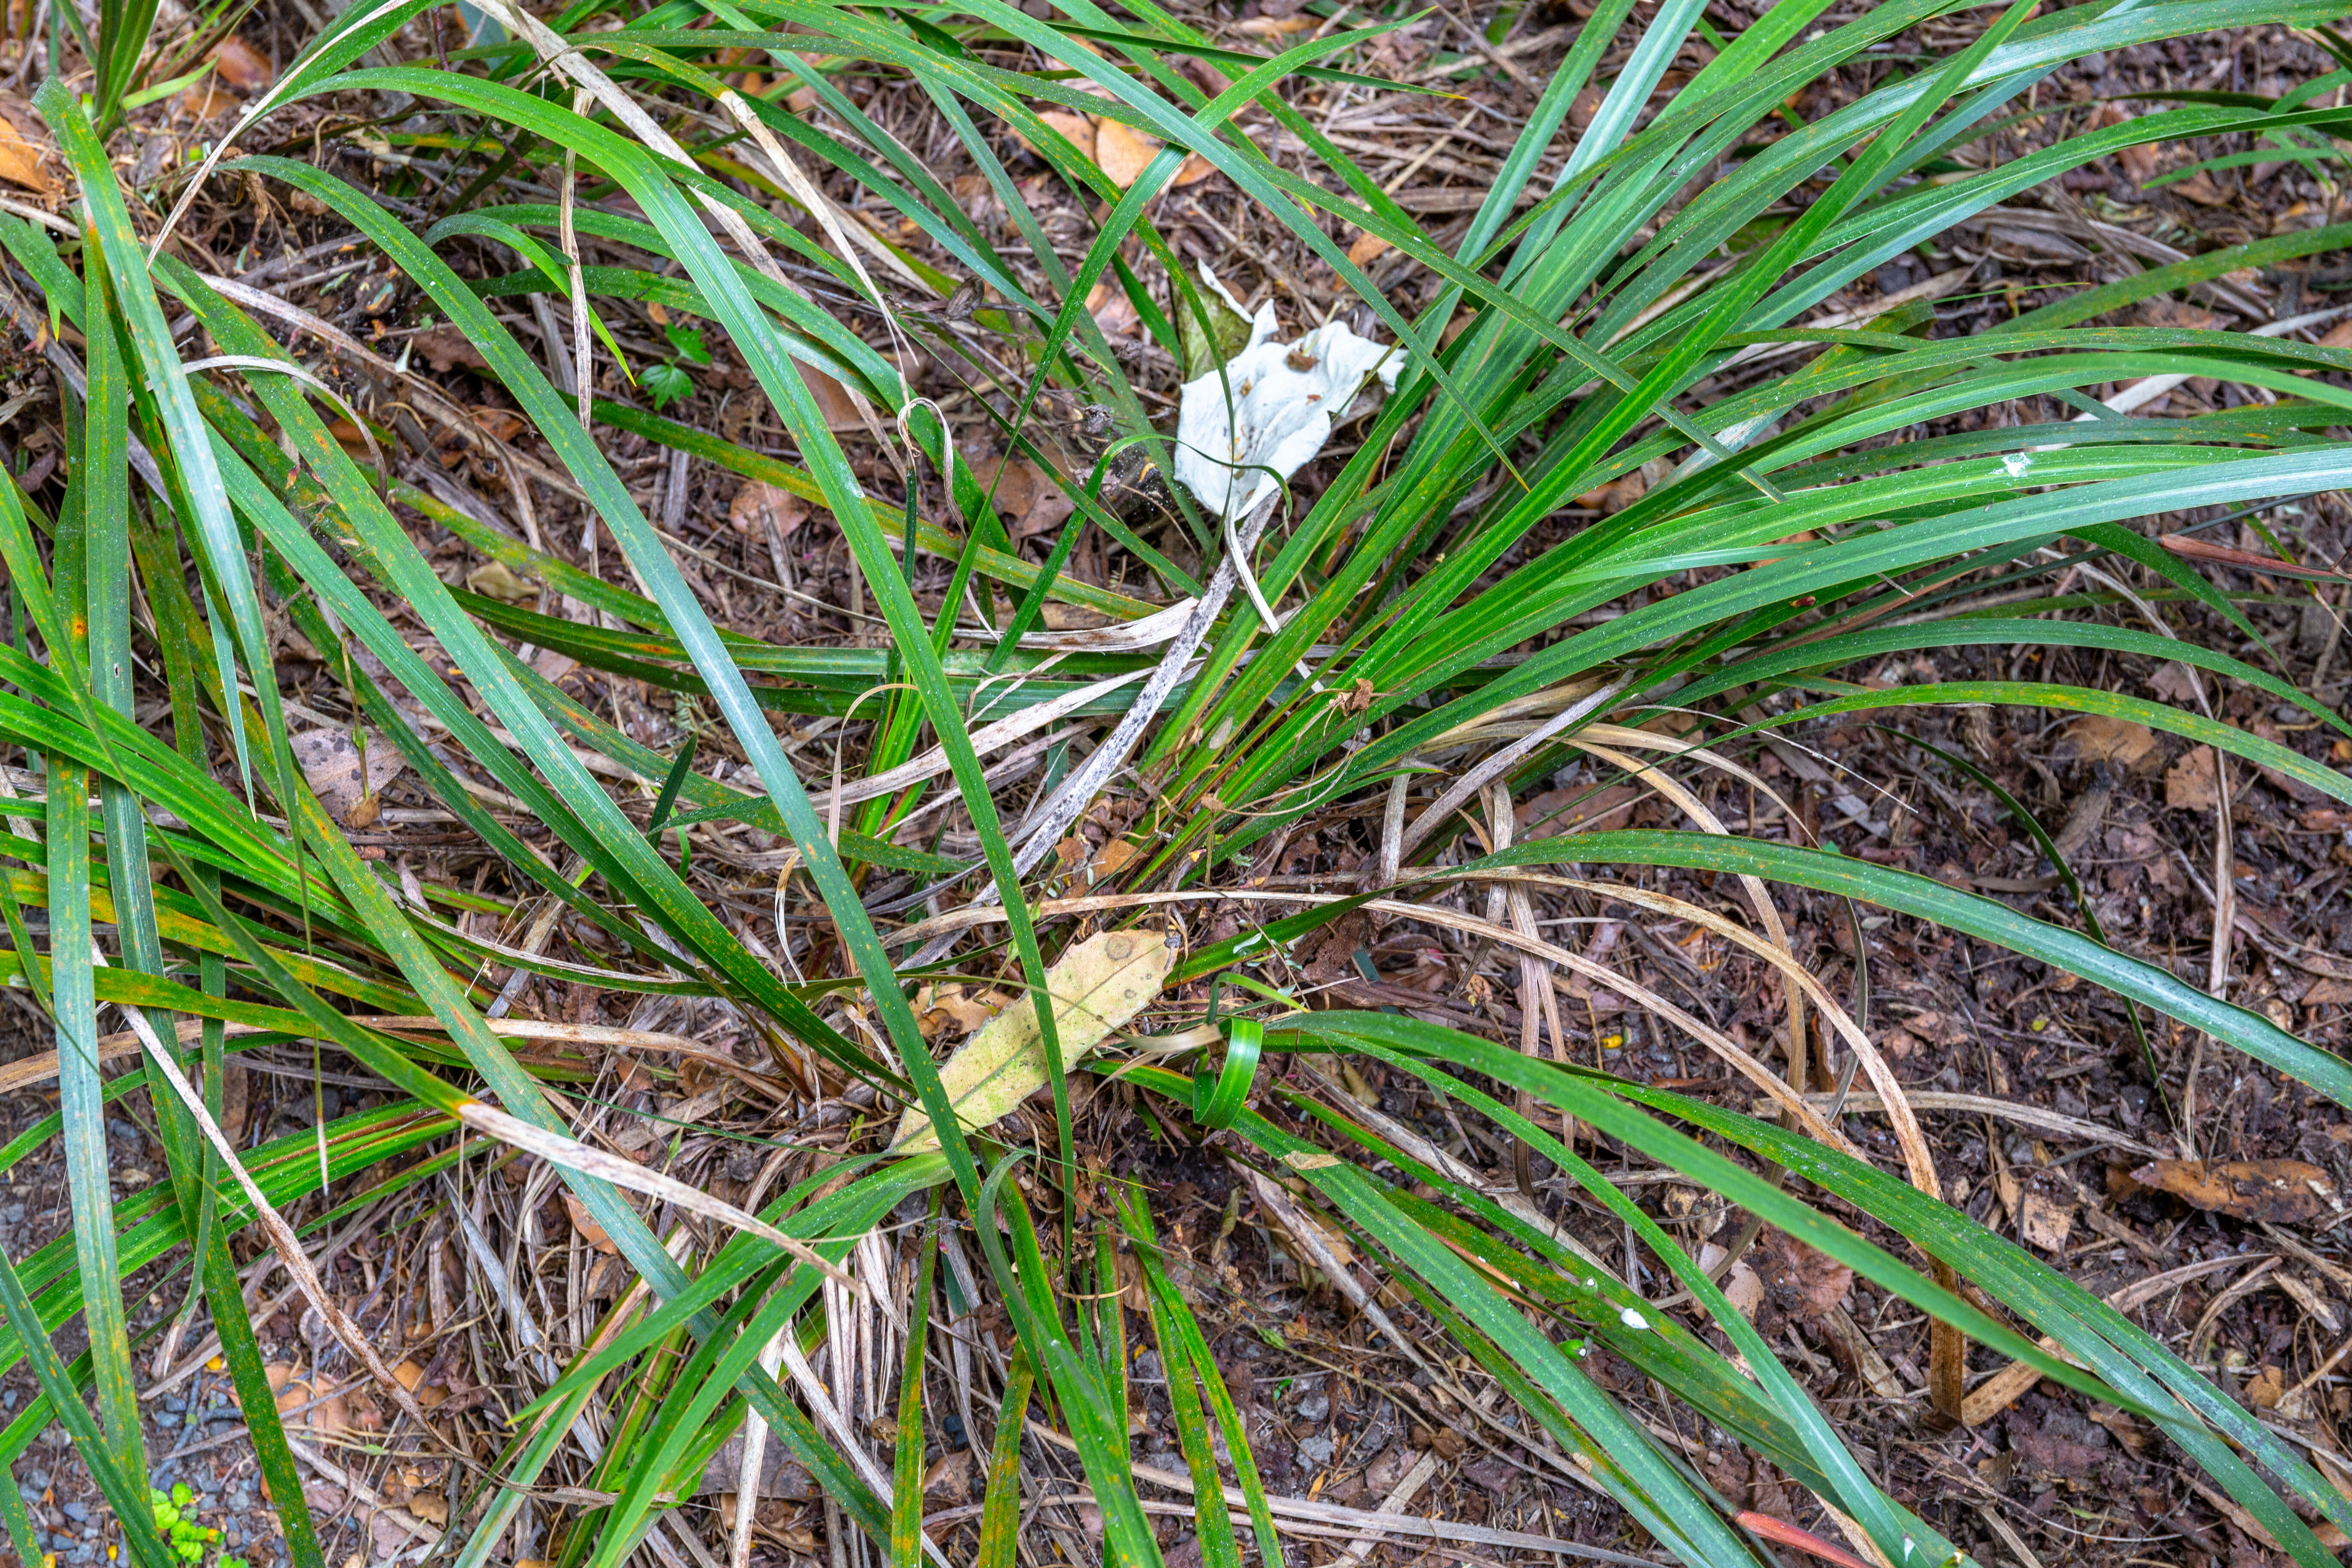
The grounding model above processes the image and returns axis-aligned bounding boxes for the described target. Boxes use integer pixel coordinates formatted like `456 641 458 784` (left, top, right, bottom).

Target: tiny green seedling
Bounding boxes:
643 322 712 411
150 1484 222 1565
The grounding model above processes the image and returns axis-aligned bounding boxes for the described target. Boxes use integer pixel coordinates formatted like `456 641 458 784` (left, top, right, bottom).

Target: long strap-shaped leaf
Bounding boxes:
1479 830 2352 1109
38 82 295 818
225 135 997 1207
0 1243 175 1568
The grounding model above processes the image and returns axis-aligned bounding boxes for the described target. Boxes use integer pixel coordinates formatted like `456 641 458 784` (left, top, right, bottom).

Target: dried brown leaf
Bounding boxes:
2131 1158 2340 1222
2165 745 2220 811
210 36 274 89
729 480 810 539
291 727 405 824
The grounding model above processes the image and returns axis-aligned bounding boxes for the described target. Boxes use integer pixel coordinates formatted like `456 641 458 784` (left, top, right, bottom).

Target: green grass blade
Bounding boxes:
894 1199 941 1568
974 1347 1034 1568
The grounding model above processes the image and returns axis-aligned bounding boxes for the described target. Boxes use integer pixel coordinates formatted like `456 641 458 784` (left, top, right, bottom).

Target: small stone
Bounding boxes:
1296 1392 1330 1423
61 1501 89 1523
1297 1434 1334 1468
164 1397 186 1414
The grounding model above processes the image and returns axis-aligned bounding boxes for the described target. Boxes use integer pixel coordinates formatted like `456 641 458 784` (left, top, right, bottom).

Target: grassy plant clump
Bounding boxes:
0 0 2349 1564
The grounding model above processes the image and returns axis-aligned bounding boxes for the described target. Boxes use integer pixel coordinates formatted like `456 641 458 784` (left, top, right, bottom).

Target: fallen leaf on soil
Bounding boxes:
2247 1363 2287 1410
413 326 491 374
0 113 47 193
174 82 237 122
472 406 525 443
2128 1157 2340 1223
2172 170 2231 205
915 983 1010 1039
210 36 274 89
2116 140 2159 185
1028 110 1095 161
729 480 809 540
797 361 868 432
1722 1261 1766 1320
1089 838 1142 880
291 727 405 824
2010 1408 2114 1479
1236 12 1314 33
1754 1228 1850 1320
2322 321 2352 351
406 1492 448 1526
564 1192 619 1255
2019 1189 2074 1252
2149 659 2202 704
1891 1010 1969 1048
2165 745 2220 811
1086 279 1140 338
2141 298 2222 331
1174 151 1216 186
1347 231 1392 268
893 928 1175 1153
1092 118 1163 188
2063 713 2158 770
1515 783 1639 836
968 454 1075 538
465 558 537 604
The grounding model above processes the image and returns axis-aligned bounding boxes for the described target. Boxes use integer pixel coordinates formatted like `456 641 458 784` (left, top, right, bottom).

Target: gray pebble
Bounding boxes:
60 1501 88 1523
1297 1434 1334 1468
1296 1392 1330 1423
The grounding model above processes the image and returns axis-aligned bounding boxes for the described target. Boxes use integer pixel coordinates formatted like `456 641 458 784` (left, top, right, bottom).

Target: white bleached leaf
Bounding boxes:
1173 265 1401 523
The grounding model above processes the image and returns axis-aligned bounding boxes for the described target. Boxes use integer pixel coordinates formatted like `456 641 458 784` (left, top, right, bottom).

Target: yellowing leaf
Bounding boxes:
893 929 1174 1152
466 558 538 603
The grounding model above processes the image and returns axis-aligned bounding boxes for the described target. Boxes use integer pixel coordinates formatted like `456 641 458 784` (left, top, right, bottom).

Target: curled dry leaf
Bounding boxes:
291 727 406 825
915 982 1011 1040
465 558 538 603
893 928 1176 1153
2128 1158 2341 1224
1171 266 1402 521
1347 231 1393 268
563 1191 619 1255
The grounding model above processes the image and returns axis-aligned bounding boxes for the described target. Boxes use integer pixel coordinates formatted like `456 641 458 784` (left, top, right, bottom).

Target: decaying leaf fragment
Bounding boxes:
2129 1158 2341 1224
893 928 1174 1153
